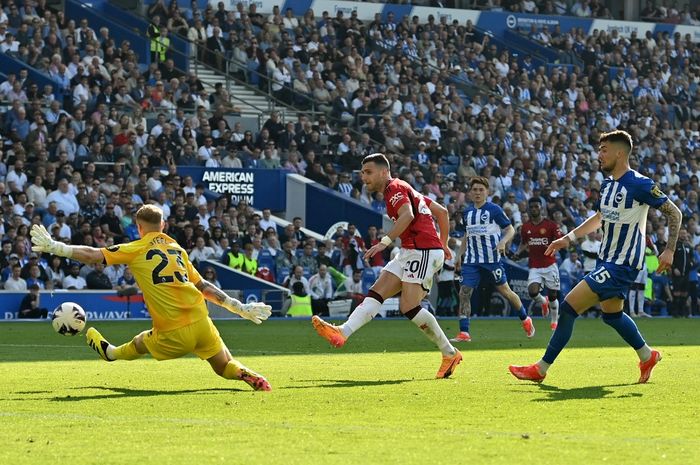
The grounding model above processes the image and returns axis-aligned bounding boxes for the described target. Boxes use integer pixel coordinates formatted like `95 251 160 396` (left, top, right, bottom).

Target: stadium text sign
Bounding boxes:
177 167 287 210
202 171 255 200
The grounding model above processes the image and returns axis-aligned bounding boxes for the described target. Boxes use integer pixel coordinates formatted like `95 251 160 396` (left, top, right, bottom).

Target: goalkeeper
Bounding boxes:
30 204 273 391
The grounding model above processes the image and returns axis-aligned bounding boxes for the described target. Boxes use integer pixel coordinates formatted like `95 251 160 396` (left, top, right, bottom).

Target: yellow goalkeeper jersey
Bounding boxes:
102 232 207 331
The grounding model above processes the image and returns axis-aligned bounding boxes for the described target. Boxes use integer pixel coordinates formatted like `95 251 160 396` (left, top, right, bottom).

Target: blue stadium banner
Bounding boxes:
176 167 287 210
262 0 700 40
0 291 149 320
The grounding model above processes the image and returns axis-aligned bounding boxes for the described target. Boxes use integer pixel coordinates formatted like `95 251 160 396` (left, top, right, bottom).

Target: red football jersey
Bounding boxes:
384 178 443 249
520 219 563 268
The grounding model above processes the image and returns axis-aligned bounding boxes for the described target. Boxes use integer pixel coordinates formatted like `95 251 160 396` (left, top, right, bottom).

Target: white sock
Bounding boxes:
411 308 455 356
532 293 546 305
636 344 652 362
636 290 645 314
105 344 117 360
340 297 382 338
628 291 637 316
536 360 551 374
549 298 559 324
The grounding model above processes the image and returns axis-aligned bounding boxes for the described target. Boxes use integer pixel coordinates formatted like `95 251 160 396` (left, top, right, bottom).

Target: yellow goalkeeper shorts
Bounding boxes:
143 317 224 361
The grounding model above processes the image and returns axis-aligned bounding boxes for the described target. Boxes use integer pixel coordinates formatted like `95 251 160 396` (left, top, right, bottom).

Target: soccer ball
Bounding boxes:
51 302 87 336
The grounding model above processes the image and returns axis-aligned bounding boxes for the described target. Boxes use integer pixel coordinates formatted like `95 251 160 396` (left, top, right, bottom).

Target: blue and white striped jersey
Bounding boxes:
596 170 668 269
462 202 511 264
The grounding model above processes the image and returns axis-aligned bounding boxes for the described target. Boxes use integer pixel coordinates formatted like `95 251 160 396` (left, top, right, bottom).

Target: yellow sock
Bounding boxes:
111 340 143 361
221 359 245 379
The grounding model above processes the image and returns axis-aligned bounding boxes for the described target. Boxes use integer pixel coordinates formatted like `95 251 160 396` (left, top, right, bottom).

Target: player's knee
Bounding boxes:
548 290 558 301
528 287 540 299
132 332 149 354
459 286 473 299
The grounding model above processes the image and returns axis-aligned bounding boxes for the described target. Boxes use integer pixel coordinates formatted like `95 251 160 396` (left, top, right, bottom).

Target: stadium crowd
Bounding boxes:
0 0 698 317
470 0 700 23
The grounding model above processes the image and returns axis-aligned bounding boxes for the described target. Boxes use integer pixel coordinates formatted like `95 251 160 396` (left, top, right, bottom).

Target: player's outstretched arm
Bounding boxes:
195 279 271 324
365 203 414 260
498 224 515 255
545 212 602 256
657 199 682 274
429 200 452 260
456 234 467 270
30 224 105 263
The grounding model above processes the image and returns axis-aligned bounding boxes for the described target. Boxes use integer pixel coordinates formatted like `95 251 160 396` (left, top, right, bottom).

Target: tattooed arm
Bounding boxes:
195 279 271 324
657 200 682 274
196 279 232 306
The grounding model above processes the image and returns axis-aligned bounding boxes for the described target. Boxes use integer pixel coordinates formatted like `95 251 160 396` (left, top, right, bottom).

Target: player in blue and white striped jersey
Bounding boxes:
453 177 535 343
510 130 683 384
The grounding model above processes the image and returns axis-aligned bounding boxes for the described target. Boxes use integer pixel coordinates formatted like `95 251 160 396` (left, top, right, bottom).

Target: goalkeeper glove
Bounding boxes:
222 296 272 324
30 224 73 258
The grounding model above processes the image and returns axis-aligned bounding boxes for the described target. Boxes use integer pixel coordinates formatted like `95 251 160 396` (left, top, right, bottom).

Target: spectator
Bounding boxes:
283 265 310 295
46 179 80 215
560 251 584 279
241 242 257 275
116 266 139 292
63 262 87 290
309 264 333 315
86 262 113 289
18 284 48 318
4 263 26 291
580 232 601 274
190 236 216 264
295 242 318 274
46 256 66 290
283 281 312 317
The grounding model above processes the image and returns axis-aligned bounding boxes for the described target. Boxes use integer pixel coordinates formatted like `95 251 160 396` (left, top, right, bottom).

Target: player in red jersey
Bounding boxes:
514 198 563 330
312 154 462 379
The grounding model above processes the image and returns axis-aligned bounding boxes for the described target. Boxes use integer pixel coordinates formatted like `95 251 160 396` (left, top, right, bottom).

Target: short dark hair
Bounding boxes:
528 197 541 205
362 153 390 169
470 176 489 190
599 130 633 156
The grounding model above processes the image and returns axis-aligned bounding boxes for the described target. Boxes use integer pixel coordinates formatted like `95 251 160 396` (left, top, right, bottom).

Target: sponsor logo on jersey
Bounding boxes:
529 237 549 246
389 192 404 207
466 225 489 235
601 207 620 222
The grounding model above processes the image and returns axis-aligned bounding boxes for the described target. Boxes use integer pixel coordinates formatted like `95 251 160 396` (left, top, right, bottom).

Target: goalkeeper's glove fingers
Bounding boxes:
223 297 271 324
240 302 272 324
30 224 72 257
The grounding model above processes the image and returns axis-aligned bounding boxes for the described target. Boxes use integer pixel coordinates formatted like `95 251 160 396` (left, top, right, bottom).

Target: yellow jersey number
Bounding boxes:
146 248 189 285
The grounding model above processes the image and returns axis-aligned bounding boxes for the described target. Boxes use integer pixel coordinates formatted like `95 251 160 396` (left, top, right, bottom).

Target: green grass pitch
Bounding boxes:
1 317 699 465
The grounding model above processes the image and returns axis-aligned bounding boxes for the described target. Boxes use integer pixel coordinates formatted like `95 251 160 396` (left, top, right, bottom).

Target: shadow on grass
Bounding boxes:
519 383 643 402
46 386 244 402
281 378 426 389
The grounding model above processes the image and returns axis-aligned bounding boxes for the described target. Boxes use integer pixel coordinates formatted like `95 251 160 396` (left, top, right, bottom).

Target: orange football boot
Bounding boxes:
436 350 463 379
311 315 347 348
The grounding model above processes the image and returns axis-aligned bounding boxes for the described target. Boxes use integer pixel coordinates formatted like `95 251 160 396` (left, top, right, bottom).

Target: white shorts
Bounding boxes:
384 248 445 291
527 263 560 290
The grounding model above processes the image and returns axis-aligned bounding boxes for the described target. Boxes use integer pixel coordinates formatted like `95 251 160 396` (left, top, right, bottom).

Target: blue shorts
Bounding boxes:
584 261 639 301
461 262 508 288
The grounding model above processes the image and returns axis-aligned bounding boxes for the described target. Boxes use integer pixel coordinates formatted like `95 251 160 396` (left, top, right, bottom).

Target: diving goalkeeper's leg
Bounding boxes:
208 346 271 391
86 327 148 361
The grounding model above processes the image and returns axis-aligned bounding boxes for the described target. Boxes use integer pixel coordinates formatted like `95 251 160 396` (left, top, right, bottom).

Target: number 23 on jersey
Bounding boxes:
147 248 189 285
